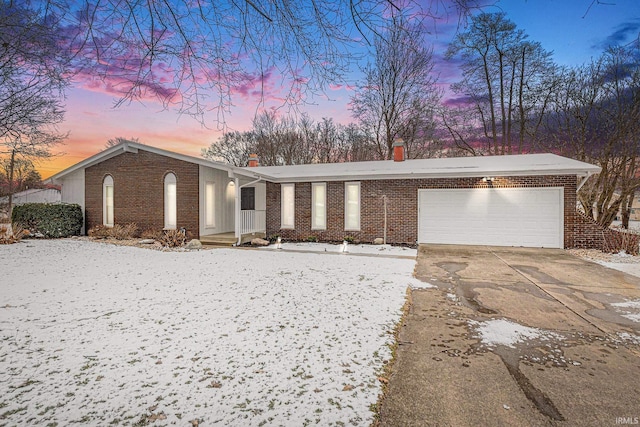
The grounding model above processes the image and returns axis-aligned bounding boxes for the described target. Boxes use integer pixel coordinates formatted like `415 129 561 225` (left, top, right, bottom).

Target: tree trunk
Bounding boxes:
8 149 15 220
621 191 635 229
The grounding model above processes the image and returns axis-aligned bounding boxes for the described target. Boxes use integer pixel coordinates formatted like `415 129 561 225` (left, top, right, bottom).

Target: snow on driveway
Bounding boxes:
0 239 422 426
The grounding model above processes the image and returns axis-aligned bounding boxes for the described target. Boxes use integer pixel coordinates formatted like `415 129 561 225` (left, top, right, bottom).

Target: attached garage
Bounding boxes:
418 187 564 248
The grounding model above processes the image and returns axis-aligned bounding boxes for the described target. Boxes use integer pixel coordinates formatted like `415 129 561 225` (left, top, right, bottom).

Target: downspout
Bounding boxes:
234 174 263 246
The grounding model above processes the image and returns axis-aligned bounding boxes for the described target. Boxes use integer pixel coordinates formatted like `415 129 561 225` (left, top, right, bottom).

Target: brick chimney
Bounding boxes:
392 138 406 162
248 153 259 167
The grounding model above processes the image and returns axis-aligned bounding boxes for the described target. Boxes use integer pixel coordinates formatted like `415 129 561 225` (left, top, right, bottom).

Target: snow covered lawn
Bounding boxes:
0 239 422 426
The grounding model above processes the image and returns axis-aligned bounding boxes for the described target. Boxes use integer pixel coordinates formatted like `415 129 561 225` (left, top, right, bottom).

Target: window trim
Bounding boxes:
103 175 114 227
164 172 177 230
281 183 295 229
344 181 361 231
311 182 327 230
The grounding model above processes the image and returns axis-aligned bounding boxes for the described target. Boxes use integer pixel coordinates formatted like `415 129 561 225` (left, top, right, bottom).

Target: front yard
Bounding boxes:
0 240 423 426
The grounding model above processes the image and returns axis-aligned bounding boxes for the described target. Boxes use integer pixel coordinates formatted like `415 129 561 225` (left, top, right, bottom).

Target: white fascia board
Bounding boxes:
248 168 601 183
243 154 601 183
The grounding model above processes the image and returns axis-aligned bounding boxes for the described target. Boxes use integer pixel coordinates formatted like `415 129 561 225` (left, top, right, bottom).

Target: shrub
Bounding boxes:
306 236 318 242
88 224 111 239
141 229 162 240
0 224 26 244
158 229 188 248
343 236 355 244
88 223 140 240
12 203 83 238
603 229 640 256
111 223 140 240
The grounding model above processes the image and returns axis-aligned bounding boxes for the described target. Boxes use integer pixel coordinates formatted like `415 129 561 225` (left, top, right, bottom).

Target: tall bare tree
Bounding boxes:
351 13 442 160
542 46 640 228
445 12 555 155
0 1 69 215
25 0 478 125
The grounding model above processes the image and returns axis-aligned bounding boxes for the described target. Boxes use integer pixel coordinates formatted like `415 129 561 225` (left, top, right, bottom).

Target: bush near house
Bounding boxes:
12 203 83 238
88 223 140 240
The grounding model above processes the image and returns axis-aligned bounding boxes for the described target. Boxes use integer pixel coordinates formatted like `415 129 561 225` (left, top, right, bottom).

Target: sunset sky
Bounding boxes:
39 0 640 179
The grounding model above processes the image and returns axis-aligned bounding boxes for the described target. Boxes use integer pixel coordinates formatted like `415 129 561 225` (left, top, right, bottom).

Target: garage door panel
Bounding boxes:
418 188 563 248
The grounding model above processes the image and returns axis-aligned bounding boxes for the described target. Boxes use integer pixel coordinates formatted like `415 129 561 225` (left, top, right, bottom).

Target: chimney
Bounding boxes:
392 138 406 162
248 153 259 167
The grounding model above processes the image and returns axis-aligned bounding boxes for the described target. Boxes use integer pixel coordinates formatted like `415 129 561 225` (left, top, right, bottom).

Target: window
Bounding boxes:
281 183 295 229
241 187 255 210
205 181 215 227
103 175 114 227
311 183 326 230
164 173 177 229
345 182 360 231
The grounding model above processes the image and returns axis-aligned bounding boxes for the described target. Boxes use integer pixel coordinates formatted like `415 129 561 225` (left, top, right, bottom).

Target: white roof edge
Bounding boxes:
250 168 600 183
48 141 259 182
242 153 601 182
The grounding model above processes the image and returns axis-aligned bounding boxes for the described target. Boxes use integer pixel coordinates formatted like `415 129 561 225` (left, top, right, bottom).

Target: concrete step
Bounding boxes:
199 235 236 246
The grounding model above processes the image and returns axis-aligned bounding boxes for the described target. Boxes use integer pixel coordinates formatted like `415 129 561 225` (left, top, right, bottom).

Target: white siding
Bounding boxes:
199 166 235 236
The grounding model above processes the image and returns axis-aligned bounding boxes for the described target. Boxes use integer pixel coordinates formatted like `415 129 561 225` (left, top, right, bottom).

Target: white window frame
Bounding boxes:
205 181 215 227
344 181 361 231
311 182 327 230
281 183 295 229
103 175 114 227
164 173 177 230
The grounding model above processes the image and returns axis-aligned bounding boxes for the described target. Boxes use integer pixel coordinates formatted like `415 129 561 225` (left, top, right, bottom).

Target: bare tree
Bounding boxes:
201 113 380 166
542 47 640 228
0 158 41 196
202 131 257 167
0 2 69 215
351 13 442 160
445 12 555 155
25 0 479 125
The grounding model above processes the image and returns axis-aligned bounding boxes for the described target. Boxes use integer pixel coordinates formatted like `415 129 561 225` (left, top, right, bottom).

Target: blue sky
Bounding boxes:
40 0 639 178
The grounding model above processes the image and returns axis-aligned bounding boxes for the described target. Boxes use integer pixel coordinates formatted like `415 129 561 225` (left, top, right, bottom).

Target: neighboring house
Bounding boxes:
0 188 62 221
49 140 603 249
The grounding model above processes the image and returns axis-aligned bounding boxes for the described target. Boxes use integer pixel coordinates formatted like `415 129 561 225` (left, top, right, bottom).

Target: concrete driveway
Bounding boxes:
378 245 640 427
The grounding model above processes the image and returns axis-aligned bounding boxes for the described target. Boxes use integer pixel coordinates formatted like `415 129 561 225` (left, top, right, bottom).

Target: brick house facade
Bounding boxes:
85 150 200 236
52 142 612 250
266 175 582 247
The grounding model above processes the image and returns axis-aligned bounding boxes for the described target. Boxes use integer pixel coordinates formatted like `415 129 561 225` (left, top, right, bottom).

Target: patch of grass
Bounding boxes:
370 287 412 426
1 406 28 418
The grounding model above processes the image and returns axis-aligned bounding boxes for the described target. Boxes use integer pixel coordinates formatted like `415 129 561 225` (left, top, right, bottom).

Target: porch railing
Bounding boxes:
241 209 266 234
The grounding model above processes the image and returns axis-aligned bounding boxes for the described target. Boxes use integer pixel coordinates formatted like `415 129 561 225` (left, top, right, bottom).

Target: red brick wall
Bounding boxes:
85 150 200 237
266 175 587 247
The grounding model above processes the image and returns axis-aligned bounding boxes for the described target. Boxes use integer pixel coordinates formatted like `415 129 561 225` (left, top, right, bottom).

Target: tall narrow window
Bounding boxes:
281 183 295 229
312 183 326 230
345 182 360 231
103 175 114 227
164 173 177 229
205 181 215 227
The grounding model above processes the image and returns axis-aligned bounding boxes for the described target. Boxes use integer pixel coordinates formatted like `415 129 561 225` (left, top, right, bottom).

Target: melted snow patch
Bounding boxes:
470 319 562 348
611 299 640 323
617 332 640 345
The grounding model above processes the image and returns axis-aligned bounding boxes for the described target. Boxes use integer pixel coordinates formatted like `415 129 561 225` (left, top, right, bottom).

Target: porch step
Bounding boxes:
199 234 236 246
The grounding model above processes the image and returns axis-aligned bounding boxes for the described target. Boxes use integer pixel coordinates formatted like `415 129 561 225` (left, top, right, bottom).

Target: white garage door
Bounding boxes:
417 187 564 248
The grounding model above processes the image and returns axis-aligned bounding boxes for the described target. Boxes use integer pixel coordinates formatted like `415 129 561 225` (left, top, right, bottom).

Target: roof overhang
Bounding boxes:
243 153 602 183
47 141 261 183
